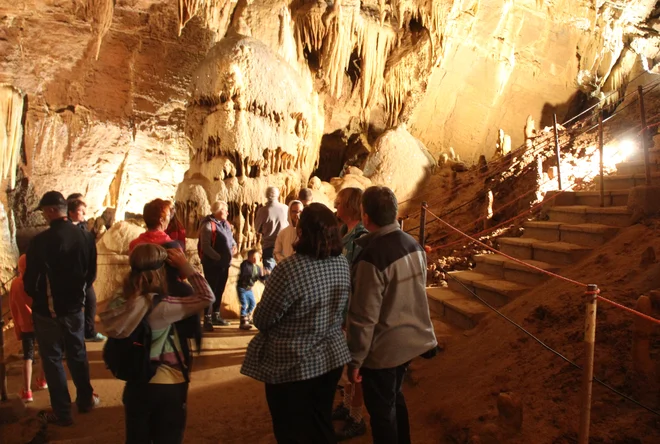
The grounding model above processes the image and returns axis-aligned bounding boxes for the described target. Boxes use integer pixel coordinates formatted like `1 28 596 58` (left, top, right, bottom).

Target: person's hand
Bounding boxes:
263 268 271 275
166 248 188 270
232 245 238 256
348 367 362 383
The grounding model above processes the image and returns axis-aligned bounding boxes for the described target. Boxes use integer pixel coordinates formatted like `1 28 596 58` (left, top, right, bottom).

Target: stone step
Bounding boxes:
615 160 660 175
627 147 660 163
427 287 490 330
594 172 660 190
549 190 629 207
446 270 530 307
548 206 633 227
497 237 592 265
522 221 620 247
473 253 560 286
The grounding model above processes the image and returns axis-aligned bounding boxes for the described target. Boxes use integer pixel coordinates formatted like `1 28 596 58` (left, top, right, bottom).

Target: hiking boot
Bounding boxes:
38 411 73 427
35 377 48 390
20 389 33 403
239 316 253 330
336 417 367 441
78 393 100 413
85 332 107 342
332 404 349 421
212 312 230 326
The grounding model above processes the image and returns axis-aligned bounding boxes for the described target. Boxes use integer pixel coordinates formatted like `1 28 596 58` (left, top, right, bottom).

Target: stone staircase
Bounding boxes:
427 145 659 330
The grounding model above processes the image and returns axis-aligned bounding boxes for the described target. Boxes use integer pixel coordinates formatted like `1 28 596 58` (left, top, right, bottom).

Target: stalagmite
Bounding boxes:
0 85 24 190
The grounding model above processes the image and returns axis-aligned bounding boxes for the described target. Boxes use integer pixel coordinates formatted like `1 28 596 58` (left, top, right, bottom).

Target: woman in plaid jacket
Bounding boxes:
241 203 351 443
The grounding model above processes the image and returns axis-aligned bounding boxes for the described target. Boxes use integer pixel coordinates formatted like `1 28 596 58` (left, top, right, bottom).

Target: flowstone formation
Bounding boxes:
177 33 324 252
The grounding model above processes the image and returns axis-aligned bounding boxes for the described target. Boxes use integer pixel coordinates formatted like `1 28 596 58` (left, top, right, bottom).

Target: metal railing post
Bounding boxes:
599 111 605 207
419 202 427 246
553 113 562 190
638 85 652 186
578 284 599 444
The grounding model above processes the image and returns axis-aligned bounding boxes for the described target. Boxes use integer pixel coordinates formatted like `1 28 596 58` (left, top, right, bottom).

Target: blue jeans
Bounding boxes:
262 247 276 272
33 311 94 421
237 287 256 317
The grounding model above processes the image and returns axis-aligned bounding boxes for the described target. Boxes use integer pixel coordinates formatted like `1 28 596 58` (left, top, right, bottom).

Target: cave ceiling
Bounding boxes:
0 0 658 231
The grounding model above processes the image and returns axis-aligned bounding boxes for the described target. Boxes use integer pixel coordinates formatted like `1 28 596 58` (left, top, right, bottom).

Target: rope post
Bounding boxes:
553 113 562 190
419 202 428 246
578 284 599 444
638 85 652 186
598 111 605 208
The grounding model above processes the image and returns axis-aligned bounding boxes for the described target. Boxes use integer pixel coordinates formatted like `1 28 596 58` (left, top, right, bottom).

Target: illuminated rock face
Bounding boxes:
178 33 324 252
0 0 658 290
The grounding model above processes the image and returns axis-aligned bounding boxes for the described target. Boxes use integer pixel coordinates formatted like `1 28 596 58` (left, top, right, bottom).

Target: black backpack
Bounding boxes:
103 314 159 382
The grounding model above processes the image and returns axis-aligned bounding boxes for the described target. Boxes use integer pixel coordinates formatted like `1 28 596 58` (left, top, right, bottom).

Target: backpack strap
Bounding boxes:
167 331 190 383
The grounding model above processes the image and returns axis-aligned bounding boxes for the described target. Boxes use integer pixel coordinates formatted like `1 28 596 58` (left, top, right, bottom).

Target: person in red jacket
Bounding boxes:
9 254 47 402
129 199 176 253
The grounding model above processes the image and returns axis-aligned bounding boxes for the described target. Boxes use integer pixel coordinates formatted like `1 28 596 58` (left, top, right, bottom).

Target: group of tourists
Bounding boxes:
9 184 437 444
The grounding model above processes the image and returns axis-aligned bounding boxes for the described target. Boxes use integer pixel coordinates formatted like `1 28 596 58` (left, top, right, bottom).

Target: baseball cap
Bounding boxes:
37 191 67 210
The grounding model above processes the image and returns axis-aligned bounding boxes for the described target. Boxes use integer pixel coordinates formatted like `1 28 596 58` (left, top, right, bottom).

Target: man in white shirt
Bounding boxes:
255 187 289 270
274 200 303 262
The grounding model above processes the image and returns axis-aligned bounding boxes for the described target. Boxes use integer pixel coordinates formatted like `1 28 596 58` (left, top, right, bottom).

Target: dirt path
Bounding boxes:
3 325 447 444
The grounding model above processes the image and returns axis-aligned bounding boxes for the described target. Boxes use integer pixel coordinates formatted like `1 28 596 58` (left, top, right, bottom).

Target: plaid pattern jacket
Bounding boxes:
241 253 351 384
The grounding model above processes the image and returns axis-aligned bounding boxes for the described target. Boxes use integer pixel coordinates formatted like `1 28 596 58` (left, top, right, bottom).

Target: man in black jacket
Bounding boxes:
24 191 99 426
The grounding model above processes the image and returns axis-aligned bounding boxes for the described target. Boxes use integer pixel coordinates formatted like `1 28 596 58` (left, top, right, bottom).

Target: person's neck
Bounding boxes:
345 219 360 231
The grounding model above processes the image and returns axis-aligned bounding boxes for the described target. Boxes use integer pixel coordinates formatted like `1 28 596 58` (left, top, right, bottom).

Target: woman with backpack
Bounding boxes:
101 243 214 444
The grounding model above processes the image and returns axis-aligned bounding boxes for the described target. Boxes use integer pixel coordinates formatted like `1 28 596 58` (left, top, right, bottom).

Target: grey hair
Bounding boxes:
211 201 228 213
266 186 280 200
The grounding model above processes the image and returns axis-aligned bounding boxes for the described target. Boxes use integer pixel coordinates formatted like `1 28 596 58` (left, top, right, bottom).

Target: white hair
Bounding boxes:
266 186 280 200
211 201 228 214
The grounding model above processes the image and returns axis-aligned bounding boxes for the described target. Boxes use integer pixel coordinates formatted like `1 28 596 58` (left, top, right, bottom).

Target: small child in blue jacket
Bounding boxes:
237 249 268 330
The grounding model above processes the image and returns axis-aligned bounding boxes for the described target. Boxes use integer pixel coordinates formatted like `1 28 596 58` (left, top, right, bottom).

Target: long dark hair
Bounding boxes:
294 203 343 259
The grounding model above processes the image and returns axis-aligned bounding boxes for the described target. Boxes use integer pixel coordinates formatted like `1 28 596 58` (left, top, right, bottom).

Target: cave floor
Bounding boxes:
2 320 456 444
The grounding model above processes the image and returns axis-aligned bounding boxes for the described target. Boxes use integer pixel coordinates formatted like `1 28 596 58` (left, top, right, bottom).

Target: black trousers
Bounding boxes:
361 362 411 444
122 382 188 444
265 366 343 444
84 285 97 338
201 262 229 315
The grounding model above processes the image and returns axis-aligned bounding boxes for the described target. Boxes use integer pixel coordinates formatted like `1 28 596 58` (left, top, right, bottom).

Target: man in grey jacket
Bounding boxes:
255 187 288 271
346 186 437 444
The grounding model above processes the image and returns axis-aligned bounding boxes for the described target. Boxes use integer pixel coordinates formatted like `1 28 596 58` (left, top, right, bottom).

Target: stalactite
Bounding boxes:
87 0 114 61
177 0 234 39
358 21 396 113
0 85 24 191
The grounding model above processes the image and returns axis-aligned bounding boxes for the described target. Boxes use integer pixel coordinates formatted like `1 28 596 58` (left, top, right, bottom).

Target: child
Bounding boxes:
236 249 268 330
9 254 47 402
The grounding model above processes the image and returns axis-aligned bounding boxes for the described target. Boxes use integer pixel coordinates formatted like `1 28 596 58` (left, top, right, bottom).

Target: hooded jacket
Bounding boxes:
198 215 235 268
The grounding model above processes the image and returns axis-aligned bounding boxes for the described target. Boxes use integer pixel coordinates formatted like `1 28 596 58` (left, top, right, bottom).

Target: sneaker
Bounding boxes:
212 313 230 326
332 404 350 421
78 393 100 413
85 332 107 342
20 389 33 402
35 377 48 390
38 411 73 427
336 417 367 441
203 322 214 332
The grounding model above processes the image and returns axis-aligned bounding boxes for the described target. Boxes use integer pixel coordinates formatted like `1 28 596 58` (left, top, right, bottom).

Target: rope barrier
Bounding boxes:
596 295 660 325
440 268 660 417
426 208 589 287
428 185 572 252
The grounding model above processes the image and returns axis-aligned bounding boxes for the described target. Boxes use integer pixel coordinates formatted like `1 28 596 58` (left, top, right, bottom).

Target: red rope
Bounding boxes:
597 295 660 325
427 182 575 252
425 208 589 287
